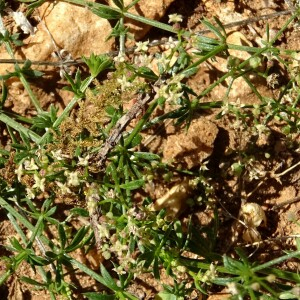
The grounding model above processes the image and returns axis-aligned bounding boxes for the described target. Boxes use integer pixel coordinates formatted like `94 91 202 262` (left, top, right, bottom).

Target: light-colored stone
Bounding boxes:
163 118 218 169
205 31 255 99
26 2 114 60
0 1 114 76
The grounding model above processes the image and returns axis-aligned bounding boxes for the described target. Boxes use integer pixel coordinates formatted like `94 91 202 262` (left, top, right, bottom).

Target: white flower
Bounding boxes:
97 223 110 240
11 12 36 35
32 174 46 192
117 75 131 91
77 155 90 166
134 53 152 67
65 171 80 187
87 197 97 214
156 53 171 71
111 240 128 257
56 181 71 195
165 36 179 49
135 40 149 52
153 84 168 100
112 265 126 275
168 13 183 24
51 149 65 161
26 187 35 199
165 90 183 103
0 17 6 36
15 164 23 182
114 53 125 63
227 282 240 296
24 158 39 171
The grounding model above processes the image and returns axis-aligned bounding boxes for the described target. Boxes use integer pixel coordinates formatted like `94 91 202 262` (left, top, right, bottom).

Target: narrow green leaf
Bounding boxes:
83 292 115 300
119 179 144 190
134 66 158 81
91 7 122 20
126 133 142 148
58 224 67 249
65 226 89 252
100 264 120 291
112 0 124 9
20 276 46 287
155 292 178 300
28 254 49 266
70 208 89 217
133 152 160 161
0 113 40 143
202 18 225 41
10 237 23 251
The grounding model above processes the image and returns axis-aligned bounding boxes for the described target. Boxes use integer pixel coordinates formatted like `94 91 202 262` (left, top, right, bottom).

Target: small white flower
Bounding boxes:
153 84 168 100
168 13 183 24
15 164 23 182
165 90 183 103
117 75 131 92
97 223 110 240
32 173 46 192
111 240 128 257
26 187 35 199
114 53 125 63
165 36 179 49
56 181 71 195
11 12 36 35
227 282 240 295
77 155 90 166
24 158 39 171
65 171 80 187
134 53 152 67
112 265 126 275
135 40 149 52
51 149 64 160
156 53 171 71
0 17 6 36
87 197 97 214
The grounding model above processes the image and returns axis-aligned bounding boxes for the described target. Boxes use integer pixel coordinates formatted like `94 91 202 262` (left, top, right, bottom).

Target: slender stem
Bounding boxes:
38 96 81 145
124 99 158 147
119 17 125 55
0 113 40 143
252 250 300 272
19 74 43 113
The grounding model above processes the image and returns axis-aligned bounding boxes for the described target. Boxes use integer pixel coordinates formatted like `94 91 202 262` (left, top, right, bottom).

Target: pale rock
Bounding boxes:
25 2 114 60
208 31 254 99
163 118 218 169
0 1 114 76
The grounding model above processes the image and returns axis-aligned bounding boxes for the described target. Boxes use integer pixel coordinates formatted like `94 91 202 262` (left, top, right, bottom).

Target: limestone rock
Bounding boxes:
0 2 114 75
25 2 114 60
163 118 218 169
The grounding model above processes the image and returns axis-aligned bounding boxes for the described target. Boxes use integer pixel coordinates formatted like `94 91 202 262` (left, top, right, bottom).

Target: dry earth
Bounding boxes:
0 0 299 299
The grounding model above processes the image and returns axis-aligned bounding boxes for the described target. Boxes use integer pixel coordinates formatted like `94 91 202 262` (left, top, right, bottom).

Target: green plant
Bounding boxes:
0 0 299 299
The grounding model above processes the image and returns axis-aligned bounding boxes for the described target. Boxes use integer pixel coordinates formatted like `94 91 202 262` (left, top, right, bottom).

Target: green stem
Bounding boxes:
0 197 110 289
0 113 40 143
119 17 125 55
4 41 15 59
62 0 177 34
38 96 81 145
19 74 43 113
252 250 300 272
125 99 158 147
182 44 227 77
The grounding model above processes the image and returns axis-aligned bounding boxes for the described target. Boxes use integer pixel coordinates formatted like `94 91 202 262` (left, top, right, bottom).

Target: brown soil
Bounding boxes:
0 0 299 299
